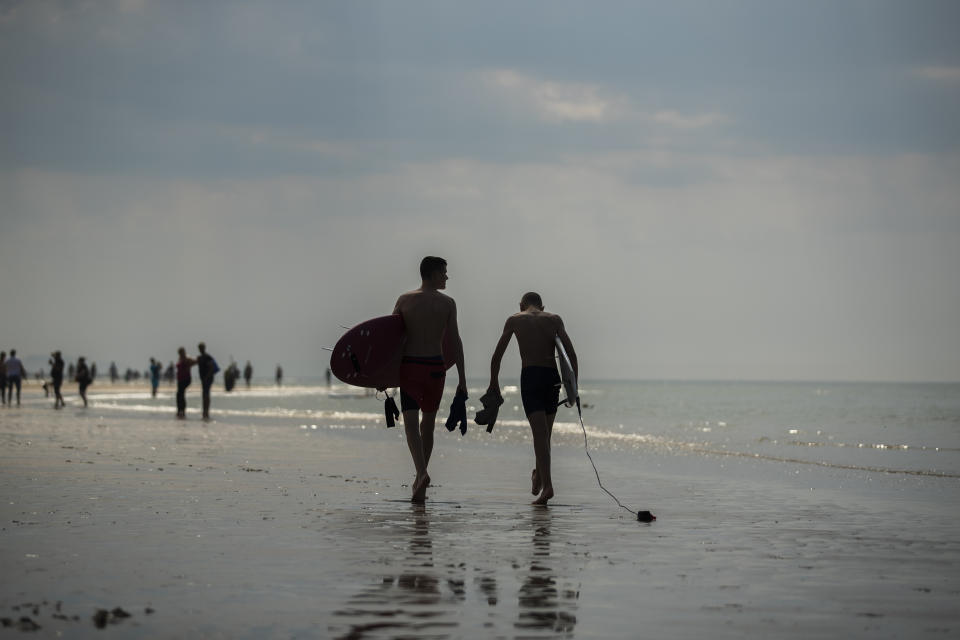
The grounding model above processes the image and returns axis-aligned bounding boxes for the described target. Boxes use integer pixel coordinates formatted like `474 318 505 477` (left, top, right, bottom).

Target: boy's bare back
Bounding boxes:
507 309 565 369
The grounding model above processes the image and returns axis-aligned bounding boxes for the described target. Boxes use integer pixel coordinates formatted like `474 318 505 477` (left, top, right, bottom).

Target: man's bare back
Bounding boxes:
393 288 456 357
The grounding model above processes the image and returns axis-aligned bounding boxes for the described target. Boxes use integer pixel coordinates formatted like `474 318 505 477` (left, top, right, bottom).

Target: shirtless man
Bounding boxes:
392 256 466 502
487 292 578 505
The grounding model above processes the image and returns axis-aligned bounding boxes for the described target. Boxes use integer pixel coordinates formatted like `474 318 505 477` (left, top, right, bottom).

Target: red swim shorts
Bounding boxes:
399 355 446 413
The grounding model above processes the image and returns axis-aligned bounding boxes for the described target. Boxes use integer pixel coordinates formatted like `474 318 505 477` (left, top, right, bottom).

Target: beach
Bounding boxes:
2 380 959 638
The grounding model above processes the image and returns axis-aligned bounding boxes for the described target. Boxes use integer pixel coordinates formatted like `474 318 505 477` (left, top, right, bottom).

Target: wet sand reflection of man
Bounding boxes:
516 508 578 635
333 505 468 638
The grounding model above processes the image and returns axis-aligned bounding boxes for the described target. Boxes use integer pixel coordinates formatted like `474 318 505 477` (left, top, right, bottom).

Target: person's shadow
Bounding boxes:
514 508 578 635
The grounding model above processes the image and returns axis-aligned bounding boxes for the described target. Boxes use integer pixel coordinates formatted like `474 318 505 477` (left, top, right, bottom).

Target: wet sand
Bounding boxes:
2 385 959 638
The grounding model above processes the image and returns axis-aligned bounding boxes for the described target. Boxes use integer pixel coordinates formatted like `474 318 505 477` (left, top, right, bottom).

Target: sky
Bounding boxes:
1 0 958 382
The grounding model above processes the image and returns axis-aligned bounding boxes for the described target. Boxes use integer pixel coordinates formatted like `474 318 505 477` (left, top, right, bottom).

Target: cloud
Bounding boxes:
480 69 626 124
211 124 361 158
914 65 960 85
648 110 730 130
479 68 730 135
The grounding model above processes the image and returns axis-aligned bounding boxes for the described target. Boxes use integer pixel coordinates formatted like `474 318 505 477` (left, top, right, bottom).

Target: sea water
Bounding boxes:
84 379 960 479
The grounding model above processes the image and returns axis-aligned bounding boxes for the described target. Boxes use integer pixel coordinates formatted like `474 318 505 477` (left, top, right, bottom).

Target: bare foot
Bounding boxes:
531 469 541 495
411 472 430 503
532 487 554 506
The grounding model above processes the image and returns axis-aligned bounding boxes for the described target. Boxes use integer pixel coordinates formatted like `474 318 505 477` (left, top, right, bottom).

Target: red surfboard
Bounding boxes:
330 315 456 389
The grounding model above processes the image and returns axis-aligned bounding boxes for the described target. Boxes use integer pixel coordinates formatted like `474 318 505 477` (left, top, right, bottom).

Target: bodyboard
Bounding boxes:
330 315 455 389
555 336 578 407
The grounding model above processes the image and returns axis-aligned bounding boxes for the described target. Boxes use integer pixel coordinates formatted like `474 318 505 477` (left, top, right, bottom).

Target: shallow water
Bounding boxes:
82 379 960 478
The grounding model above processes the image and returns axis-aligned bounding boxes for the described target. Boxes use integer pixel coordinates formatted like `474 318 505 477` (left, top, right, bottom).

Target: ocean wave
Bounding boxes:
85 396 958 478
88 385 337 401
88 401 383 422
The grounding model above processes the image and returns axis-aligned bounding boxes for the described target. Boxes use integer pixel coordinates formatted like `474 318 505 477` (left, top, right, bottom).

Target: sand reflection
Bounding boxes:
331 504 580 639
333 504 463 639
515 508 578 635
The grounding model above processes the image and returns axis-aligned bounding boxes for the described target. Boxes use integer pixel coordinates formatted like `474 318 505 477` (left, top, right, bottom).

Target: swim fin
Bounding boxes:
384 395 400 428
474 389 504 433
445 388 469 435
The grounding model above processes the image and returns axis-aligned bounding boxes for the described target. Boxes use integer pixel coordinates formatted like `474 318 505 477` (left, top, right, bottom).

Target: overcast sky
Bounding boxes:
2 1 958 382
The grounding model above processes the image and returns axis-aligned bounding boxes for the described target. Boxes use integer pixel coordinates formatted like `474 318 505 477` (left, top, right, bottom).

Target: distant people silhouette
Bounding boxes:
90 362 97 380
243 361 253 388
5 349 26 407
50 351 65 409
224 360 239 392
109 362 118 383
175 347 196 419
164 361 175 384
275 365 283 386
325 367 332 386
196 342 218 420
149 358 162 398
0 352 6 406
75 357 92 408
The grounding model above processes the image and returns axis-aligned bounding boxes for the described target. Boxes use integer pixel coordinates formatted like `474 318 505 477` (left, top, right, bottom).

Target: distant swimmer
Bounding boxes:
196 342 218 420
392 256 466 502
486 292 578 506
5 349 27 407
75 357 93 408
51 351 65 408
149 358 162 398
244 361 252 388
175 347 196 419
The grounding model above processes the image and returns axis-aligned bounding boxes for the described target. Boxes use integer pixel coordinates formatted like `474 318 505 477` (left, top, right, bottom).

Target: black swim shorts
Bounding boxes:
520 366 561 416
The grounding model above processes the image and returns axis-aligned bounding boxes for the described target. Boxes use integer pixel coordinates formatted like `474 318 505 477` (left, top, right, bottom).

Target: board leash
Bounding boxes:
569 396 655 523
